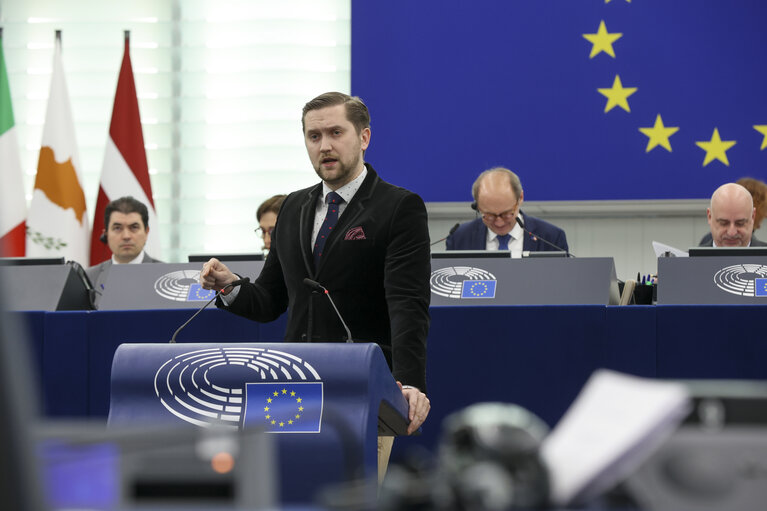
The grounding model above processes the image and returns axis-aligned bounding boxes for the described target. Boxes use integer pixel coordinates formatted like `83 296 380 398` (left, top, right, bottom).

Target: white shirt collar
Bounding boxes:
112 250 146 264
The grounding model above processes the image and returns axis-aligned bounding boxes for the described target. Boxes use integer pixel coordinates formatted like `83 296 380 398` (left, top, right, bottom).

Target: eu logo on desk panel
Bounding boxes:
154 269 215 302
430 266 497 299
186 283 216 301
154 347 324 431
460 280 497 299
713 264 767 297
755 278 767 297
243 382 323 433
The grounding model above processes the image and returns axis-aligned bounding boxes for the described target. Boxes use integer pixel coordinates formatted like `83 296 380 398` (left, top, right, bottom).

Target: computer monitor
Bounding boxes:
188 253 264 262
431 250 511 259
0 259 94 310
522 250 568 258
688 247 767 257
0 257 65 266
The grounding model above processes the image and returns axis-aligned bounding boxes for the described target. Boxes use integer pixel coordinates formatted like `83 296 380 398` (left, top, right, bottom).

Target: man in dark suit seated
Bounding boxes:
446 167 569 254
700 182 767 247
86 196 161 300
699 179 767 247
200 92 431 481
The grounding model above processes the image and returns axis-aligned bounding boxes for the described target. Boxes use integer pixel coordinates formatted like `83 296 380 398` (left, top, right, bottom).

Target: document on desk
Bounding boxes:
540 369 691 507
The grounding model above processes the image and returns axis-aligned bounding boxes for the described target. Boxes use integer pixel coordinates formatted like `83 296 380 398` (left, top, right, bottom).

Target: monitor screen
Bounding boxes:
431 250 512 259
688 247 767 257
0 257 65 266
188 253 264 262
523 251 568 258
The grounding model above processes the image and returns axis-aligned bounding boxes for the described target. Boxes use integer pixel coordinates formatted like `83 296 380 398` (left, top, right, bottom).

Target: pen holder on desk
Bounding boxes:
633 284 655 305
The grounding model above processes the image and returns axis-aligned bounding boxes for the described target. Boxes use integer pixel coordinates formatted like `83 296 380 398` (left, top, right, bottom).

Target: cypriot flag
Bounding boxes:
26 32 89 265
0 29 27 256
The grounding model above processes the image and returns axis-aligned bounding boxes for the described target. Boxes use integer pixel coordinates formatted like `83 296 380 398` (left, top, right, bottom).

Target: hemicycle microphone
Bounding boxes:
169 277 251 343
303 278 353 343
516 216 573 257
430 223 461 247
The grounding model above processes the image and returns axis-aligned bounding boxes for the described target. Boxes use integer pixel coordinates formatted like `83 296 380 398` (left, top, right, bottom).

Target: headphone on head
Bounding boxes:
470 201 478 211
99 232 107 244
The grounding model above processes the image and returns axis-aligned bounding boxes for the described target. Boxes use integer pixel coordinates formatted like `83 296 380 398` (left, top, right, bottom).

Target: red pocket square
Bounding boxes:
344 226 366 240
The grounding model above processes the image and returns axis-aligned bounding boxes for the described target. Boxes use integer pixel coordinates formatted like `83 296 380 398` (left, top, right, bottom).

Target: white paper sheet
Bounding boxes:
540 369 691 507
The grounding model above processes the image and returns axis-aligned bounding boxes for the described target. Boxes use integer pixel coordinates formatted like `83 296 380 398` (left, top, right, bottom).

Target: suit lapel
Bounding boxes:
300 184 323 276
474 219 488 250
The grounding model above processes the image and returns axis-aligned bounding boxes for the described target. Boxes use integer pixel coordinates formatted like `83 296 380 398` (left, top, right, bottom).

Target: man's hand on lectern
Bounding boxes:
398 381 430 435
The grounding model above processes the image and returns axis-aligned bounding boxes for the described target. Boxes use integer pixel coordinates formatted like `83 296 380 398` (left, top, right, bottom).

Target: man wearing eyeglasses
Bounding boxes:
255 194 286 251
446 167 568 254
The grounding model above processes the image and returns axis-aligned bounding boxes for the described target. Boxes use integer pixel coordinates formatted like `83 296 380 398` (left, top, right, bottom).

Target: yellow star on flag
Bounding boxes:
597 75 637 113
605 0 631 3
696 128 736 166
639 114 679 152
755 125 767 150
583 20 622 58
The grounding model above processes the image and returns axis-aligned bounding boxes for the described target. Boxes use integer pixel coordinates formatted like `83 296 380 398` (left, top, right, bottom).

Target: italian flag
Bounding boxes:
0 29 27 257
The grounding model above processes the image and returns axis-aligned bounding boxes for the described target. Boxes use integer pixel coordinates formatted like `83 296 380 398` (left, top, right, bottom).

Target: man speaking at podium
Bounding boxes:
200 92 431 466
446 167 568 254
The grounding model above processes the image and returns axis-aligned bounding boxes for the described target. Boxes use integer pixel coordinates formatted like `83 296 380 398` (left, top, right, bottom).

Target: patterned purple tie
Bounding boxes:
313 191 344 267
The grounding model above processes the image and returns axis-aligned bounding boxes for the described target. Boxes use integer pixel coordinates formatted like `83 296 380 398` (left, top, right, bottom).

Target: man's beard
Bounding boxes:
314 153 362 187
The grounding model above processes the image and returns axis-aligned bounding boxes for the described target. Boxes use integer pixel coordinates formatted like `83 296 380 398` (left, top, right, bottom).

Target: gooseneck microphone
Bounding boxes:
516 216 573 257
303 278 353 343
169 277 251 343
430 223 461 247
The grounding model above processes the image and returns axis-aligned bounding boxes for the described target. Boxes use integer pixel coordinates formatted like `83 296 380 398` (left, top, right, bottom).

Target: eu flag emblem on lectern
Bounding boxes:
755 279 767 297
243 382 323 433
186 283 216 301
461 280 497 299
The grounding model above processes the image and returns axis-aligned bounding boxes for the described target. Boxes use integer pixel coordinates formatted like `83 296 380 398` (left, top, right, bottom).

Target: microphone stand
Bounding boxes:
169 277 250 343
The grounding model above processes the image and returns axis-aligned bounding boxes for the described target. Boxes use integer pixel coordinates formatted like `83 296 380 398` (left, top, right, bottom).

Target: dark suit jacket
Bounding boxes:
86 252 161 295
223 164 431 391
698 232 767 247
445 214 569 253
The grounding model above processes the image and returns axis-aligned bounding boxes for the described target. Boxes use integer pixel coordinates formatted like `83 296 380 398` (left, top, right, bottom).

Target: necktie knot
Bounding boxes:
326 191 343 205
497 233 511 250
314 192 345 267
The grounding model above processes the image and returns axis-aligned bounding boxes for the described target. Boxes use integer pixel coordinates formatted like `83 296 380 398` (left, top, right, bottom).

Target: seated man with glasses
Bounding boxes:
446 167 568 254
255 194 286 251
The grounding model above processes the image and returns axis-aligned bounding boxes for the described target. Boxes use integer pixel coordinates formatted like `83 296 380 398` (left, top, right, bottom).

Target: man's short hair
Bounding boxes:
104 196 149 229
256 194 287 221
472 167 524 203
301 92 371 135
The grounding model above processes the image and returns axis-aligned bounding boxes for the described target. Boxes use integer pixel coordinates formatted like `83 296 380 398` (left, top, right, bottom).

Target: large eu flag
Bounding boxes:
353 1 767 202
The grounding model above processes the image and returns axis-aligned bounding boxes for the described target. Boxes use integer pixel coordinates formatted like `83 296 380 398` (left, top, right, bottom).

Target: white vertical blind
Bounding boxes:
0 0 351 261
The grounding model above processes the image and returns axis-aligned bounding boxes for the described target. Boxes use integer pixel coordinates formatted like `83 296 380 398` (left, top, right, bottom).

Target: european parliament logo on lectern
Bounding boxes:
153 346 324 433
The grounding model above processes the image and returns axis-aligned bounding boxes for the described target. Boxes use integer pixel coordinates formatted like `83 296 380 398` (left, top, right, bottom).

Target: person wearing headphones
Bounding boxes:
446 167 568 254
86 196 161 303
